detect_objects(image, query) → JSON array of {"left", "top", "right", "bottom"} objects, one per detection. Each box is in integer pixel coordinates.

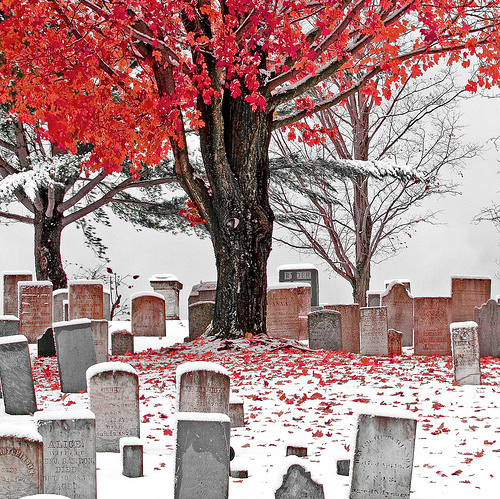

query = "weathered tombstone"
[
  {"left": 308, "top": 310, "right": 342, "bottom": 350},
  {"left": 63, "top": 300, "right": 69, "bottom": 322},
  {"left": 102, "top": 289, "right": 111, "bottom": 321},
  {"left": 111, "top": 330, "right": 134, "bottom": 356},
  {"left": 3, "top": 271, "right": 32, "bottom": 316},
  {"left": 188, "top": 301, "right": 215, "bottom": 341},
  {"left": 451, "top": 276, "right": 491, "bottom": 323},
  {"left": 0, "top": 335, "right": 37, "bottom": 415},
  {"left": 474, "top": 299, "right": 500, "bottom": 358},
  {"left": 229, "top": 396, "right": 244, "bottom": 427},
  {"left": 381, "top": 282, "right": 414, "bottom": 347},
  {"left": 177, "top": 362, "right": 230, "bottom": 414},
  {"left": 0, "top": 315, "right": 19, "bottom": 337},
  {"left": 87, "top": 362, "right": 140, "bottom": 452},
  {"left": 275, "top": 463, "right": 325, "bottom": 499},
  {"left": 359, "top": 307, "right": 388, "bottom": 356},
  {"left": 53, "top": 319, "right": 97, "bottom": 393},
  {"left": 188, "top": 281, "right": 217, "bottom": 306},
  {"left": 37, "top": 328, "right": 56, "bottom": 357},
  {"left": 35, "top": 410, "right": 96, "bottom": 499},
  {"left": 21, "top": 495, "right": 70, "bottom": 498},
  {"left": 90, "top": 320, "right": 108, "bottom": 363},
  {"left": 337, "top": 459, "right": 350, "bottom": 476},
  {"left": 0, "top": 426, "right": 43, "bottom": 498},
  {"left": 18, "top": 281, "right": 53, "bottom": 343},
  {"left": 388, "top": 329, "right": 403, "bottom": 356},
  {"left": 413, "top": 297, "right": 452, "bottom": 356},
  {"left": 120, "top": 437, "right": 143, "bottom": 478},
  {"left": 52, "top": 289, "right": 68, "bottom": 324},
  {"left": 174, "top": 413, "right": 230, "bottom": 499},
  {"left": 349, "top": 413, "right": 417, "bottom": 499},
  {"left": 286, "top": 446, "right": 307, "bottom": 457},
  {"left": 149, "top": 274, "right": 183, "bottom": 320},
  {"left": 324, "top": 304, "right": 361, "bottom": 353},
  {"left": 278, "top": 264, "right": 320, "bottom": 307},
  {"left": 451, "top": 321, "right": 481, "bottom": 385},
  {"left": 130, "top": 292, "right": 166, "bottom": 337},
  {"left": 384, "top": 279, "right": 411, "bottom": 292},
  {"left": 366, "top": 291, "right": 381, "bottom": 307},
  {"left": 68, "top": 281, "right": 104, "bottom": 320}
]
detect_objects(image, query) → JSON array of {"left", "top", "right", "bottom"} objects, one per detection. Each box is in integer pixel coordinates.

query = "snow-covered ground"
[{"left": 5, "top": 320, "right": 500, "bottom": 498}]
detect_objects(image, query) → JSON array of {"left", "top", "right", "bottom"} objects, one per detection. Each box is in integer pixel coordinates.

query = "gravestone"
[
  {"left": 359, "top": 307, "right": 388, "bottom": 356},
  {"left": 131, "top": 292, "right": 166, "bottom": 337},
  {"left": 366, "top": 291, "right": 381, "bottom": 307},
  {"left": 384, "top": 279, "right": 411, "bottom": 292},
  {"left": 149, "top": 274, "right": 183, "bottom": 320},
  {"left": 52, "top": 289, "right": 68, "bottom": 323},
  {"left": 87, "top": 362, "right": 140, "bottom": 452},
  {"left": 349, "top": 413, "right": 417, "bottom": 499},
  {"left": 308, "top": 310, "right": 342, "bottom": 351},
  {"left": 111, "top": 331, "right": 134, "bottom": 356},
  {"left": 324, "top": 304, "right": 361, "bottom": 353},
  {"left": 229, "top": 396, "right": 244, "bottom": 427},
  {"left": 451, "top": 276, "right": 491, "bottom": 323},
  {"left": 0, "top": 335, "right": 37, "bottom": 415},
  {"left": 0, "top": 426, "right": 43, "bottom": 498},
  {"left": 413, "top": 297, "right": 452, "bottom": 356},
  {"left": 63, "top": 300, "right": 69, "bottom": 322},
  {"left": 103, "top": 289, "right": 111, "bottom": 321},
  {"left": 3, "top": 271, "right": 32, "bottom": 316},
  {"left": 188, "top": 281, "right": 217, "bottom": 306},
  {"left": 474, "top": 299, "right": 500, "bottom": 358},
  {"left": 451, "top": 321, "right": 481, "bottom": 385},
  {"left": 90, "top": 320, "right": 108, "bottom": 363},
  {"left": 286, "top": 446, "right": 307, "bottom": 457},
  {"left": 120, "top": 437, "right": 143, "bottom": 478},
  {"left": 18, "top": 281, "right": 53, "bottom": 343},
  {"left": 388, "top": 329, "right": 403, "bottom": 356},
  {"left": 0, "top": 315, "right": 19, "bottom": 337},
  {"left": 381, "top": 282, "right": 414, "bottom": 347},
  {"left": 278, "top": 264, "right": 320, "bottom": 307},
  {"left": 177, "top": 362, "right": 230, "bottom": 414},
  {"left": 35, "top": 410, "right": 96, "bottom": 499},
  {"left": 174, "top": 413, "right": 230, "bottom": 499},
  {"left": 68, "top": 281, "right": 104, "bottom": 320},
  {"left": 53, "top": 319, "right": 97, "bottom": 393},
  {"left": 275, "top": 463, "right": 325, "bottom": 499},
  {"left": 188, "top": 301, "right": 215, "bottom": 341},
  {"left": 37, "top": 328, "right": 56, "bottom": 357}
]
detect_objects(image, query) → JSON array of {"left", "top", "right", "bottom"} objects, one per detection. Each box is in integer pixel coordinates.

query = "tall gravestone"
[
  {"left": 381, "top": 282, "right": 414, "bottom": 347},
  {"left": 68, "top": 281, "right": 103, "bottom": 320},
  {"left": 349, "top": 413, "right": 417, "bottom": 499},
  {"left": 278, "top": 264, "right": 320, "bottom": 307},
  {"left": 0, "top": 335, "right": 37, "bottom": 415},
  {"left": 188, "top": 301, "right": 215, "bottom": 341},
  {"left": 149, "top": 274, "right": 183, "bottom": 320},
  {"left": 35, "top": 410, "right": 96, "bottom": 499},
  {"left": 413, "top": 297, "right": 452, "bottom": 356},
  {"left": 474, "top": 299, "right": 500, "bottom": 358},
  {"left": 174, "top": 413, "right": 230, "bottom": 499},
  {"left": 103, "top": 289, "right": 111, "bottom": 321},
  {"left": 359, "top": 307, "right": 388, "bottom": 356},
  {"left": 275, "top": 463, "right": 325, "bottom": 499},
  {"left": 308, "top": 310, "right": 342, "bottom": 351},
  {"left": 52, "top": 289, "right": 68, "bottom": 324},
  {"left": 0, "top": 315, "right": 19, "bottom": 337},
  {"left": 130, "top": 292, "right": 166, "bottom": 337},
  {"left": 324, "top": 304, "right": 361, "bottom": 353},
  {"left": 87, "top": 362, "right": 140, "bottom": 452},
  {"left": 451, "top": 276, "right": 491, "bottom": 323},
  {"left": 188, "top": 281, "right": 217, "bottom": 306},
  {"left": 18, "top": 281, "right": 53, "bottom": 343},
  {"left": 451, "top": 321, "right": 481, "bottom": 385},
  {"left": 3, "top": 271, "right": 32, "bottom": 316},
  {"left": 90, "top": 320, "right": 108, "bottom": 363}
]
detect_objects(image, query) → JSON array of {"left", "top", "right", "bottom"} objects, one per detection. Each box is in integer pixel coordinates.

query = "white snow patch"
[
  {"left": 130, "top": 291, "right": 165, "bottom": 302},
  {"left": 86, "top": 362, "right": 137, "bottom": 384},
  {"left": 277, "top": 264, "right": 318, "bottom": 271},
  {"left": 120, "top": 436, "right": 142, "bottom": 451},
  {"left": 230, "top": 395, "right": 244, "bottom": 404},
  {"left": 450, "top": 321, "right": 478, "bottom": 329},
  {"left": 18, "top": 280, "right": 51, "bottom": 288},
  {"left": 34, "top": 409, "right": 95, "bottom": 421},
  {"left": 353, "top": 405, "right": 418, "bottom": 421},
  {"left": 451, "top": 275, "right": 491, "bottom": 280},
  {"left": 2, "top": 271, "right": 32, "bottom": 276},
  {"left": 52, "top": 289, "right": 68, "bottom": 296},
  {"left": 53, "top": 318, "right": 92, "bottom": 329},
  {"left": 0, "top": 315, "right": 18, "bottom": 321},
  {"left": 175, "top": 412, "right": 230, "bottom": 423},
  {"left": 149, "top": 274, "right": 180, "bottom": 282},
  {"left": 176, "top": 361, "right": 229, "bottom": 379},
  {"left": 0, "top": 423, "right": 42, "bottom": 442},
  {"left": 268, "top": 283, "right": 311, "bottom": 290},
  {"left": 0, "top": 334, "right": 27, "bottom": 345},
  {"left": 68, "top": 280, "right": 103, "bottom": 287}
]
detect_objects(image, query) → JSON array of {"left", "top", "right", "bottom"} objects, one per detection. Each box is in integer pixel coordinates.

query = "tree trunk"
[{"left": 352, "top": 264, "right": 370, "bottom": 307}]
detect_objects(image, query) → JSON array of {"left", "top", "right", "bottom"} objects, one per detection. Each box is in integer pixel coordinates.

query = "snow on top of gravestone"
[
  {"left": 384, "top": 279, "right": 410, "bottom": 287},
  {"left": 269, "top": 455, "right": 323, "bottom": 492},
  {"left": 2, "top": 270, "right": 32, "bottom": 276},
  {"left": 174, "top": 412, "right": 230, "bottom": 423},
  {"left": 176, "top": 361, "right": 229, "bottom": 378},
  {"left": 451, "top": 275, "right": 491, "bottom": 280},
  {"left": 119, "top": 437, "right": 142, "bottom": 451},
  {"left": 68, "top": 279, "right": 103, "bottom": 286},
  {"left": 0, "top": 423, "right": 42, "bottom": 442},
  {"left": 0, "top": 315, "right": 18, "bottom": 321},
  {"left": 18, "top": 280, "right": 51, "bottom": 287},
  {"left": 353, "top": 404, "right": 417, "bottom": 421},
  {"left": 277, "top": 263, "right": 318, "bottom": 271},
  {"left": 450, "top": 321, "right": 478, "bottom": 329},
  {"left": 380, "top": 280, "right": 411, "bottom": 298},
  {"left": 230, "top": 395, "right": 244, "bottom": 404},
  {"left": 53, "top": 318, "right": 92, "bottom": 329},
  {"left": 129, "top": 291, "right": 165, "bottom": 302},
  {"left": 34, "top": 409, "right": 95, "bottom": 421},
  {"left": 53, "top": 288, "right": 68, "bottom": 296},
  {"left": 0, "top": 334, "right": 27, "bottom": 345},
  {"left": 149, "top": 274, "right": 179, "bottom": 282},
  {"left": 86, "top": 361, "right": 137, "bottom": 383},
  {"left": 22, "top": 495, "right": 74, "bottom": 498},
  {"left": 268, "top": 283, "right": 311, "bottom": 290}
]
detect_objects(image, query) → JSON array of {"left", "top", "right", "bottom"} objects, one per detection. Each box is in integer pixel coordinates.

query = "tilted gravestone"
[
  {"left": 68, "top": 281, "right": 104, "bottom": 320},
  {"left": 35, "top": 409, "right": 96, "bottom": 499},
  {"left": 120, "top": 437, "right": 143, "bottom": 478},
  {"left": 388, "top": 329, "right": 403, "bottom": 356},
  {"left": 451, "top": 321, "right": 481, "bottom": 385},
  {"left": 18, "top": 281, "right": 53, "bottom": 343},
  {"left": 349, "top": 413, "right": 417, "bottom": 499},
  {"left": 0, "top": 315, "right": 19, "bottom": 337},
  {"left": 360, "top": 307, "right": 388, "bottom": 356},
  {"left": 149, "top": 274, "right": 183, "bottom": 320},
  {"left": 188, "top": 281, "right": 217, "bottom": 306},
  {"left": 90, "top": 320, "right": 108, "bottom": 363},
  {"left": 87, "top": 362, "right": 140, "bottom": 452},
  {"left": 0, "top": 335, "right": 37, "bottom": 415},
  {"left": 3, "top": 271, "right": 32, "bottom": 316},
  {"left": 451, "top": 276, "right": 490, "bottom": 323},
  {"left": 278, "top": 264, "right": 320, "bottom": 307},
  {"left": 324, "top": 304, "right": 360, "bottom": 353},
  {"left": 308, "top": 309, "right": 342, "bottom": 351},
  {"left": 52, "top": 289, "right": 68, "bottom": 324},
  {"left": 381, "top": 282, "right": 414, "bottom": 347},
  {"left": 174, "top": 413, "right": 230, "bottom": 499},
  {"left": 131, "top": 292, "right": 166, "bottom": 337},
  {"left": 413, "top": 297, "right": 452, "bottom": 356},
  {"left": 53, "top": 319, "right": 97, "bottom": 393},
  {"left": 474, "top": 299, "right": 500, "bottom": 358},
  {"left": 188, "top": 301, "right": 215, "bottom": 341},
  {"left": 275, "top": 463, "right": 325, "bottom": 499},
  {"left": 37, "top": 328, "right": 56, "bottom": 357},
  {"left": 111, "top": 330, "right": 134, "bottom": 356}
]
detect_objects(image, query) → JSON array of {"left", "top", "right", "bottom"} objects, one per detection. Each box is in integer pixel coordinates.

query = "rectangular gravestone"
[
  {"left": 111, "top": 330, "right": 134, "bottom": 356},
  {"left": 188, "top": 301, "right": 215, "bottom": 341},
  {"left": 149, "top": 274, "right": 183, "bottom": 320},
  {"left": 349, "top": 413, "right": 416, "bottom": 499},
  {"left": 325, "top": 304, "right": 360, "bottom": 353},
  {"left": 103, "top": 289, "right": 111, "bottom": 321},
  {"left": 87, "top": 362, "right": 140, "bottom": 452},
  {"left": 0, "top": 315, "right": 19, "bottom": 337},
  {"left": 474, "top": 299, "right": 500, "bottom": 358},
  {"left": 0, "top": 427, "right": 43, "bottom": 498},
  {"left": 360, "top": 307, "right": 388, "bottom": 356},
  {"left": 308, "top": 310, "right": 342, "bottom": 350},
  {"left": 174, "top": 413, "right": 230, "bottom": 499},
  {"left": 188, "top": 281, "right": 217, "bottom": 306},
  {"left": 35, "top": 410, "right": 96, "bottom": 499},
  {"left": 52, "top": 289, "right": 68, "bottom": 323},
  {"left": 276, "top": 463, "right": 325, "bottom": 499},
  {"left": 37, "top": 327, "right": 56, "bottom": 357},
  {"left": 90, "top": 320, "right": 108, "bottom": 363},
  {"left": 381, "top": 282, "right": 414, "bottom": 347},
  {"left": 388, "top": 329, "right": 403, "bottom": 356},
  {"left": 68, "top": 281, "right": 104, "bottom": 320},
  {"left": 366, "top": 291, "right": 381, "bottom": 307},
  {"left": 278, "top": 264, "right": 320, "bottom": 307},
  {"left": 120, "top": 437, "right": 143, "bottom": 478},
  {"left": 413, "top": 297, "right": 452, "bottom": 355},
  {"left": 451, "top": 276, "right": 491, "bottom": 323},
  {"left": 0, "top": 335, "right": 37, "bottom": 415},
  {"left": 53, "top": 319, "right": 97, "bottom": 393},
  {"left": 451, "top": 321, "right": 481, "bottom": 385},
  {"left": 3, "top": 272, "right": 32, "bottom": 316},
  {"left": 229, "top": 396, "right": 244, "bottom": 427},
  {"left": 131, "top": 292, "right": 166, "bottom": 337},
  {"left": 18, "top": 281, "right": 52, "bottom": 343}
]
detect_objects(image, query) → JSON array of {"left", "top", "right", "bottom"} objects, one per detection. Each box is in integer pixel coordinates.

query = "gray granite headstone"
[
  {"left": 111, "top": 331, "right": 134, "bottom": 356},
  {"left": 360, "top": 307, "right": 388, "bottom": 356},
  {"left": 188, "top": 301, "right": 215, "bottom": 341},
  {"left": 308, "top": 310, "right": 342, "bottom": 350},
  {"left": 0, "top": 315, "right": 19, "bottom": 337},
  {"left": 474, "top": 299, "right": 500, "bottom": 358},
  {"left": 120, "top": 437, "right": 143, "bottom": 478},
  {"left": 0, "top": 335, "right": 37, "bottom": 415},
  {"left": 451, "top": 321, "right": 481, "bottom": 385},
  {"left": 275, "top": 463, "right": 325, "bottom": 499},
  {"left": 366, "top": 291, "right": 381, "bottom": 307},
  {"left": 278, "top": 264, "right": 320, "bottom": 307},
  {"left": 37, "top": 327, "right": 56, "bottom": 357}
]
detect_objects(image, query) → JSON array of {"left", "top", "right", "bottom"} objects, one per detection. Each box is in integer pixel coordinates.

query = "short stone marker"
[
  {"left": 174, "top": 413, "right": 230, "bottom": 499},
  {"left": 413, "top": 297, "right": 452, "bottom": 356},
  {"left": 68, "top": 281, "right": 104, "bottom": 320},
  {"left": 103, "top": 289, "right": 111, "bottom": 321},
  {"left": 337, "top": 459, "right": 350, "bottom": 476},
  {"left": 308, "top": 309, "right": 342, "bottom": 350},
  {"left": 388, "top": 329, "right": 403, "bottom": 356},
  {"left": 131, "top": 292, "right": 166, "bottom": 337},
  {"left": 349, "top": 412, "right": 417, "bottom": 499},
  {"left": 275, "top": 463, "right": 325, "bottom": 499},
  {"left": 278, "top": 264, "right": 320, "bottom": 307},
  {"left": 149, "top": 274, "right": 183, "bottom": 320},
  {"left": 87, "top": 362, "right": 140, "bottom": 452},
  {"left": 3, "top": 271, "right": 32, "bottom": 316},
  {"left": 286, "top": 446, "right": 307, "bottom": 457},
  {"left": 120, "top": 437, "right": 143, "bottom": 478},
  {"left": 90, "top": 320, "right": 108, "bottom": 363},
  {"left": 0, "top": 425, "right": 43, "bottom": 498},
  {"left": 188, "top": 301, "right": 215, "bottom": 341},
  {"left": 37, "top": 327, "right": 56, "bottom": 357},
  {"left": 177, "top": 361, "right": 230, "bottom": 414},
  {"left": 451, "top": 321, "right": 481, "bottom": 385},
  {"left": 229, "top": 395, "right": 244, "bottom": 427},
  {"left": 366, "top": 291, "right": 381, "bottom": 307},
  {"left": 0, "top": 315, "right": 19, "bottom": 337},
  {"left": 474, "top": 299, "right": 500, "bottom": 358},
  {"left": 53, "top": 319, "right": 97, "bottom": 393},
  {"left": 35, "top": 409, "right": 96, "bottom": 499},
  {"left": 52, "top": 289, "right": 68, "bottom": 323},
  {"left": 451, "top": 276, "right": 491, "bottom": 323},
  {"left": 111, "top": 330, "right": 134, "bottom": 356},
  {"left": 360, "top": 307, "right": 388, "bottom": 356},
  {"left": 324, "top": 304, "right": 361, "bottom": 353},
  {"left": 381, "top": 282, "right": 414, "bottom": 347},
  {"left": 188, "top": 281, "right": 217, "bottom": 306},
  {"left": 0, "top": 335, "right": 37, "bottom": 415},
  {"left": 19, "top": 281, "right": 53, "bottom": 343}
]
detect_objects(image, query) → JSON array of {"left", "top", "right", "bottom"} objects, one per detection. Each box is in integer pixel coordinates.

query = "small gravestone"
[
  {"left": 388, "top": 329, "right": 403, "bottom": 356},
  {"left": 413, "top": 297, "right": 452, "bottom": 355},
  {"left": 0, "top": 425, "right": 43, "bottom": 498},
  {"left": 53, "top": 319, "right": 97, "bottom": 393},
  {"left": 131, "top": 292, "right": 166, "bottom": 337},
  {"left": 188, "top": 301, "right": 215, "bottom": 341},
  {"left": 35, "top": 410, "right": 96, "bottom": 499},
  {"left": 87, "top": 362, "right": 140, "bottom": 452},
  {"left": 111, "top": 330, "right": 134, "bottom": 356},
  {"left": 286, "top": 446, "right": 307, "bottom": 457},
  {"left": 52, "top": 289, "right": 68, "bottom": 323},
  {"left": 451, "top": 276, "right": 491, "bottom": 323},
  {"left": 68, "top": 281, "right": 104, "bottom": 320},
  {"left": 451, "top": 321, "right": 481, "bottom": 385},
  {"left": 337, "top": 459, "right": 350, "bottom": 476},
  {"left": 18, "top": 281, "right": 53, "bottom": 343},
  {"left": 90, "top": 320, "right": 108, "bottom": 363},
  {"left": 177, "top": 362, "right": 230, "bottom": 414},
  {"left": 474, "top": 299, "right": 500, "bottom": 358},
  {"left": 120, "top": 437, "right": 143, "bottom": 478},
  {"left": 349, "top": 413, "right": 416, "bottom": 499},
  {"left": 0, "top": 315, "right": 19, "bottom": 337},
  {"left": 3, "top": 271, "right": 32, "bottom": 316},
  {"left": 174, "top": 413, "right": 230, "bottom": 499},
  {"left": 229, "top": 396, "right": 244, "bottom": 427},
  {"left": 275, "top": 463, "right": 325, "bottom": 499},
  {"left": 278, "top": 264, "right": 320, "bottom": 307},
  {"left": 381, "top": 282, "right": 414, "bottom": 347},
  {"left": 188, "top": 281, "right": 217, "bottom": 306},
  {"left": 103, "top": 289, "right": 111, "bottom": 321},
  {"left": 325, "top": 304, "right": 360, "bottom": 353},
  {"left": 149, "top": 274, "right": 183, "bottom": 320},
  {"left": 366, "top": 291, "right": 381, "bottom": 307},
  {"left": 308, "top": 310, "right": 342, "bottom": 350},
  {"left": 37, "top": 327, "right": 56, "bottom": 357},
  {"left": 0, "top": 335, "right": 37, "bottom": 415},
  {"left": 360, "top": 307, "right": 388, "bottom": 356}
]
